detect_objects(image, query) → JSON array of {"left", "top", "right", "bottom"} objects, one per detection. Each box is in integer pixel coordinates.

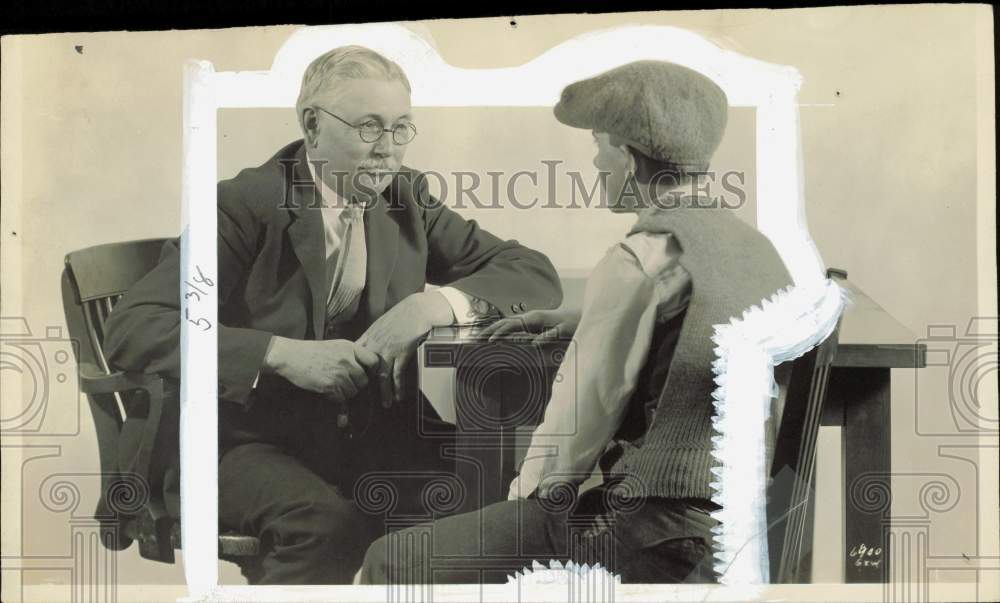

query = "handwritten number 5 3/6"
[{"left": 184, "top": 307, "right": 213, "bottom": 332}]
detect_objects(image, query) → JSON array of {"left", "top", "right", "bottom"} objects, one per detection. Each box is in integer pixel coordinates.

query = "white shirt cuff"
[{"left": 436, "top": 286, "right": 480, "bottom": 325}]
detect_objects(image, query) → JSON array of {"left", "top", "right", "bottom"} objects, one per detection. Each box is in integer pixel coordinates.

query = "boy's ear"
[{"left": 618, "top": 144, "right": 637, "bottom": 175}]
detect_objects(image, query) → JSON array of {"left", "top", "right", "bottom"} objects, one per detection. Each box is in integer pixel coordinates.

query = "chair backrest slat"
[
  {"left": 66, "top": 239, "right": 169, "bottom": 302},
  {"left": 83, "top": 300, "right": 111, "bottom": 371},
  {"left": 63, "top": 238, "right": 171, "bottom": 429},
  {"left": 783, "top": 361, "right": 827, "bottom": 578},
  {"left": 768, "top": 323, "right": 840, "bottom": 583},
  {"left": 65, "top": 239, "right": 169, "bottom": 359}
]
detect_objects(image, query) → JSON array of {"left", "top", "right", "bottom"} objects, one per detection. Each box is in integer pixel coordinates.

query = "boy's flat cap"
[{"left": 554, "top": 60, "right": 728, "bottom": 169}]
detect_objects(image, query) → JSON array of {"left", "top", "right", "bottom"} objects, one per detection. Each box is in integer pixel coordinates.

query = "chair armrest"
[
  {"left": 79, "top": 361, "right": 180, "bottom": 533},
  {"left": 78, "top": 361, "right": 167, "bottom": 396}
]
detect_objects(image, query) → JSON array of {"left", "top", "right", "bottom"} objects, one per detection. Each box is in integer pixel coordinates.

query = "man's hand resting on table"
[
  {"left": 357, "top": 291, "right": 455, "bottom": 403},
  {"left": 479, "top": 308, "right": 582, "bottom": 343},
  {"left": 263, "top": 338, "right": 380, "bottom": 402}
]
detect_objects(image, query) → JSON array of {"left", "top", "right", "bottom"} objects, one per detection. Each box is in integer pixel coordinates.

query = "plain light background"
[{"left": 2, "top": 4, "right": 995, "bottom": 593}]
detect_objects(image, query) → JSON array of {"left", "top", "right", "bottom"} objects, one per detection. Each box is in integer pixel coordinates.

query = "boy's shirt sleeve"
[{"left": 509, "top": 232, "right": 690, "bottom": 499}]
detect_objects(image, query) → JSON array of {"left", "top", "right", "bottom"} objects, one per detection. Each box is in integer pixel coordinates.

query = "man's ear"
[{"left": 301, "top": 107, "right": 320, "bottom": 148}]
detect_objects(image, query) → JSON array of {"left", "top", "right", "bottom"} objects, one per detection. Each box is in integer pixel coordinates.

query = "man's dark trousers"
[{"left": 220, "top": 392, "right": 455, "bottom": 585}]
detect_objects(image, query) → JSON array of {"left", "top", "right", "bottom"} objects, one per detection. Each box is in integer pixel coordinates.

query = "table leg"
[
  {"left": 830, "top": 366, "right": 892, "bottom": 583},
  {"left": 449, "top": 375, "right": 506, "bottom": 516},
  {"left": 452, "top": 431, "right": 505, "bottom": 516}
]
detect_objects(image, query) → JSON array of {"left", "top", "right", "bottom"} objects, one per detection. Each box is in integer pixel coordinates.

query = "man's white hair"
[{"left": 296, "top": 45, "right": 412, "bottom": 132}]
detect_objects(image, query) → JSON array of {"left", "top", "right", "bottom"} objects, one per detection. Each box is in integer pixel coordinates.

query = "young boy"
[{"left": 359, "top": 60, "right": 792, "bottom": 584}]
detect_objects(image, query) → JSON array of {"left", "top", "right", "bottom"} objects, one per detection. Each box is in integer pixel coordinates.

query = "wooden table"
[
  {"left": 418, "top": 278, "right": 926, "bottom": 583},
  {"left": 821, "top": 278, "right": 926, "bottom": 582}
]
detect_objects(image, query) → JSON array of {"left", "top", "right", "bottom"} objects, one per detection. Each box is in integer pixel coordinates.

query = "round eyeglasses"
[{"left": 314, "top": 106, "right": 418, "bottom": 145}]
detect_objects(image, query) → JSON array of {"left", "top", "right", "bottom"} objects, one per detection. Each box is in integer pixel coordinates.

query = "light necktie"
[
  {"left": 324, "top": 204, "right": 367, "bottom": 429},
  {"left": 325, "top": 204, "right": 367, "bottom": 328}
]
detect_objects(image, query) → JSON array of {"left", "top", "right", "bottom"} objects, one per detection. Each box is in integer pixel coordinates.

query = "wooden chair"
[
  {"left": 766, "top": 270, "right": 844, "bottom": 583},
  {"left": 61, "top": 238, "right": 261, "bottom": 569}
]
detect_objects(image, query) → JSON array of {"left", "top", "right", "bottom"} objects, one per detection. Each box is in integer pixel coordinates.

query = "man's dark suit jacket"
[{"left": 104, "top": 139, "right": 562, "bottom": 461}]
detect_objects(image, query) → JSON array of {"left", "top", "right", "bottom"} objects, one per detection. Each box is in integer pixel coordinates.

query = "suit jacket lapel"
[
  {"left": 286, "top": 145, "right": 328, "bottom": 339},
  {"left": 361, "top": 185, "right": 400, "bottom": 321}
]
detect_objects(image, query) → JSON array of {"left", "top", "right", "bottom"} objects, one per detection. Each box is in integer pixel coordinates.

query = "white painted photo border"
[{"left": 178, "top": 21, "right": 844, "bottom": 602}]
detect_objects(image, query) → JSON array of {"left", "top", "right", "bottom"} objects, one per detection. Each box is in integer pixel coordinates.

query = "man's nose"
[{"left": 372, "top": 134, "right": 395, "bottom": 156}]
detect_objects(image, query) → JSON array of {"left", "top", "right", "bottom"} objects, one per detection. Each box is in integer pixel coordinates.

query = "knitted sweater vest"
[{"left": 607, "top": 200, "right": 793, "bottom": 500}]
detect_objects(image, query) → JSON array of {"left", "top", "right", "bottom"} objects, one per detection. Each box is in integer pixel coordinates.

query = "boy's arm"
[{"left": 509, "top": 242, "right": 665, "bottom": 499}]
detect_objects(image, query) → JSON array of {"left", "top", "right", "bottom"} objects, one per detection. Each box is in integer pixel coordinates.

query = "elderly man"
[
  {"left": 103, "top": 45, "right": 561, "bottom": 584},
  {"left": 359, "top": 60, "right": 793, "bottom": 584}
]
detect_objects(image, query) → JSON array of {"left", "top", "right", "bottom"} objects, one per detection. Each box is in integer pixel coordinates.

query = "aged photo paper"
[{"left": 2, "top": 6, "right": 997, "bottom": 603}]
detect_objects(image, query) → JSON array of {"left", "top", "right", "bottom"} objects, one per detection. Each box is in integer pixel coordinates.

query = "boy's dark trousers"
[{"left": 359, "top": 482, "right": 720, "bottom": 585}]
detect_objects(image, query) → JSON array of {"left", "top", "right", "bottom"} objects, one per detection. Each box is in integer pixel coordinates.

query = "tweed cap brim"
[{"left": 554, "top": 60, "right": 728, "bottom": 168}]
